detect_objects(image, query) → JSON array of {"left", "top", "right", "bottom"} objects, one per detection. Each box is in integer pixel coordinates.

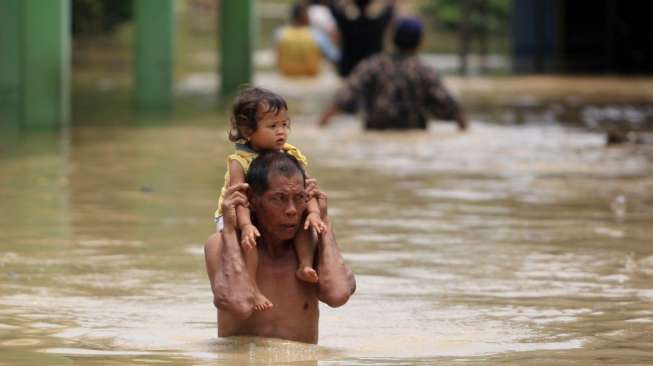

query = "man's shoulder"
[
  {"left": 412, "top": 56, "right": 441, "bottom": 79},
  {"left": 392, "top": 54, "right": 439, "bottom": 77},
  {"left": 353, "top": 52, "right": 391, "bottom": 72}
]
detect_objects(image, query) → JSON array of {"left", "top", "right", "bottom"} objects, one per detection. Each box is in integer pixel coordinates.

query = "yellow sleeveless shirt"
[
  {"left": 277, "top": 25, "right": 322, "bottom": 76},
  {"left": 214, "top": 143, "right": 308, "bottom": 218}
]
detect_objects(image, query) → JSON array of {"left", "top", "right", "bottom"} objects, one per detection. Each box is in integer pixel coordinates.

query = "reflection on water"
[{"left": 1, "top": 89, "right": 653, "bottom": 365}]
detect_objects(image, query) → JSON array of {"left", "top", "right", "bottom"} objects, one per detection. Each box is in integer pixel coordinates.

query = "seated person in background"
[
  {"left": 204, "top": 152, "right": 356, "bottom": 344},
  {"left": 318, "top": 17, "right": 468, "bottom": 131},
  {"left": 277, "top": 2, "right": 340, "bottom": 77}
]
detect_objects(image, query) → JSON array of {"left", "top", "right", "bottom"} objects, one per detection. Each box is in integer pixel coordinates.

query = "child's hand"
[
  {"left": 240, "top": 223, "right": 260, "bottom": 250},
  {"left": 304, "top": 211, "right": 327, "bottom": 235}
]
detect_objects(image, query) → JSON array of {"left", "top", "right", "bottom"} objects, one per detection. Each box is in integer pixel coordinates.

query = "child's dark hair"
[
  {"left": 228, "top": 86, "right": 289, "bottom": 143},
  {"left": 246, "top": 151, "right": 306, "bottom": 197}
]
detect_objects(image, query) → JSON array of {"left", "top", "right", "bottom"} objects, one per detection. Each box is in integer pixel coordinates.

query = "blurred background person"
[
  {"left": 276, "top": 2, "right": 340, "bottom": 77},
  {"left": 327, "top": 0, "right": 395, "bottom": 77},
  {"left": 318, "top": 17, "right": 467, "bottom": 130}
]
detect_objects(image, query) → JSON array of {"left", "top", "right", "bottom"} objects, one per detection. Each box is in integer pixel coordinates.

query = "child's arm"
[{"left": 228, "top": 160, "right": 260, "bottom": 250}]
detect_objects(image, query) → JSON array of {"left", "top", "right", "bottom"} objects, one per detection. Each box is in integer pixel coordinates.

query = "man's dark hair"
[
  {"left": 393, "top": 17, "right": 423, "bottom": 51},
  {"left": 246, "top": 152, "right": 306, "bottom": 196},
  {"left": 229, "top": 86, "right": 288, "bottom": 143}
]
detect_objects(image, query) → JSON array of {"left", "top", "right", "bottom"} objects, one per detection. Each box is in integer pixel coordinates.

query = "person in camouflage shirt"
[{"left": 318, "top": 17, "right": 467, "bottom": 131}]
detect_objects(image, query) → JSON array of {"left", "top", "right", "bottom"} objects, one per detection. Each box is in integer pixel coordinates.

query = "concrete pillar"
[
  {"left": 0, "top": 0, "right": 70, "bottom": 129},
  {"left": 134, "top": 0, "right": 174, "bottom": 111},
  {"left": 0, "top": 0, "right": 21, "bottom": 130},
  {"left": 219, "top": 0, "right": 254, "bottom": 98}
]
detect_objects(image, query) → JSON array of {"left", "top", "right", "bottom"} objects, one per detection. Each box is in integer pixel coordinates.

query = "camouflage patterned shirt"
[{"left": 334, "top": 53, "right": 461, "bottom": 130}]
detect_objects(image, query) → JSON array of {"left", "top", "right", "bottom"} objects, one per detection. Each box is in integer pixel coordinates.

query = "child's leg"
[
  {"left": 242, "top": 247, "right": 273, "bottom": 310},
  {"left": 294, "top": 226, "right": 318, "bottom": 283}
]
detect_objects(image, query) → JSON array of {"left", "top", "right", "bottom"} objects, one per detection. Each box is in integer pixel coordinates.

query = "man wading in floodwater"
[
  {"left": 204, "top": 152, "right": 356, "bottom": 343},
  {"left": 318, "top": 16, "right": 467, "bottom": 131}
]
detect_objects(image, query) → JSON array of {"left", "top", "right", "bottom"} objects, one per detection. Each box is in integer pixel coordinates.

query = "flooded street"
[{"left": 1, "top": 75, "right": 653, "bottom": 365}]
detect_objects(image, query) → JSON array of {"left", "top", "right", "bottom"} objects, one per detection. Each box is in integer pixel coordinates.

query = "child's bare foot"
[
  {"left": 253, "top": 291, "right": 273, "bottom": 311},
  {"left": 296, "top": 266, "right": 319, "bottom": 283}
]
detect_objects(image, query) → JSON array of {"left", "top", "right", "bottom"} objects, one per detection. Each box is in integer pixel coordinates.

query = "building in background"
[{"left": 512, "top": 0, "right": 653, "bottom": 74}]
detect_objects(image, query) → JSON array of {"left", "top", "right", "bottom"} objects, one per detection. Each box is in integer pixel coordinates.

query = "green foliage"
[
  {"left": 73, "top": 0, "right": 134, "bottom": 35},
  {"left": 420, "top": 0, "right": 511, "bottom": 34}
]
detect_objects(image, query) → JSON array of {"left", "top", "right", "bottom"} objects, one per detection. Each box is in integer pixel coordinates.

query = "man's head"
[
  {"left": 246, "top": 152, "right": 307, "bottom": 241},
  {"left": 393, "top": 17, "right": 423, "bottom": 52}
]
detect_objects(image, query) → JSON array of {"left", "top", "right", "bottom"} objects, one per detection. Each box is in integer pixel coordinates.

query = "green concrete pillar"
[
  {"left": 134, "top": 0, "right": 174, "bottom": 111},
  {"left": 0, "top": 0, "right": 21, "bottom": 130},
  {"left": 0, "top": 0, "right": 70, "bottom": 129},
  {"left": 22, "top": 0, "right": 71, "bottom": 128},
  {"left": 219, "top": 0, "right": 253, "bottom": 98}
]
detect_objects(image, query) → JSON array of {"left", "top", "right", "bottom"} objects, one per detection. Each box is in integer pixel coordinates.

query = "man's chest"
[{"left": 257, "top": 267, "right": 318, "bottom": 313}]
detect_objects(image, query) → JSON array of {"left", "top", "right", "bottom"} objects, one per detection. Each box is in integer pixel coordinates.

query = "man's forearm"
[
  {"left": 213, "top": 227, "right": 254, "bottom": 319},
  {"left": 318, "top": 103, "right": 339, "bottom": 127},
  {"left": 456, "top": 109, "right": 467, "bottom": 131},
  {"left": 316, "top": 221, "right": 356, "bottom": 307}
]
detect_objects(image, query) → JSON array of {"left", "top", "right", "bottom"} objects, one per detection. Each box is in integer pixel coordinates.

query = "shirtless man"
[{"left": 204, "top": 152, "right": 356, "bottom": 344}]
